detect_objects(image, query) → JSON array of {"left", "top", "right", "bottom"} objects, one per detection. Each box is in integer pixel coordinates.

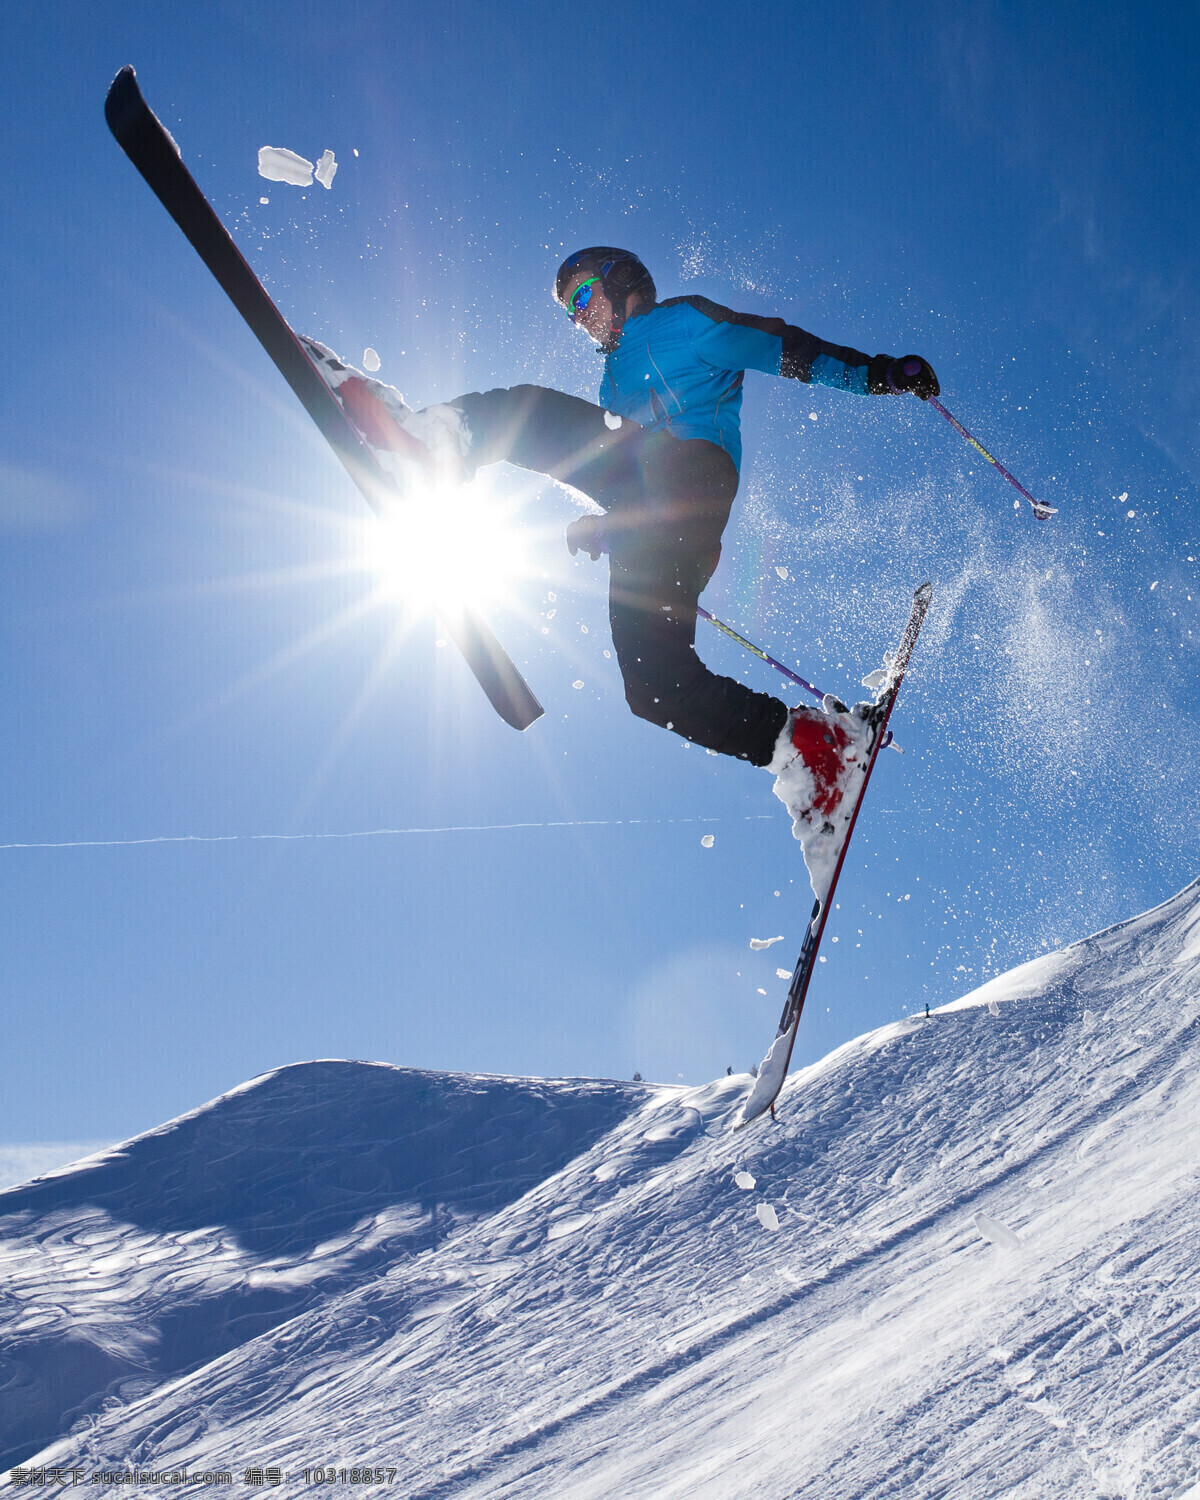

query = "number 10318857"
[{"left": 303, "top": 1469, "right": 398, "bottom": 1485}]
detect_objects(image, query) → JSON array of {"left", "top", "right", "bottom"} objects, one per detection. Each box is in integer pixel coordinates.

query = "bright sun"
[{"left": 358, "top": 475, "right": 531, "bottom": 614}]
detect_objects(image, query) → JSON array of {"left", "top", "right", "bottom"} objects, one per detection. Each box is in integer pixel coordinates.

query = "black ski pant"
[{"left": 448, "top": 384, "right": 789, "bottom": 765}]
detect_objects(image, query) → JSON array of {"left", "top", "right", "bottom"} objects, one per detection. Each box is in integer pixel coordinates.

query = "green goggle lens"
[{"left": 567, "top": 276, "right": 600, "bottom": 319}]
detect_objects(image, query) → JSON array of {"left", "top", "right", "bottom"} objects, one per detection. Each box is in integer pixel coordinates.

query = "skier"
[
  {"left": 346, "top": 247, "right": 939, "bottom": 829},
  {"left": 108, "top": 66, "right": 938, "bottom": 1118}
]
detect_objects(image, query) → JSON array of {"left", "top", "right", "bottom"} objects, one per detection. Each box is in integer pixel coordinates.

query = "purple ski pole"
[
  {"left": 697, "top": 606, "right": 899, "bottom": 751},
  {"left": 919, "top": 391, "right": 1057, "bottom": 522},
  {"left": 696, "top": 606, "right": 825, "bottom": 703},
  {"left": 569, "top": 517, "right": 891, "bottom": 730}
]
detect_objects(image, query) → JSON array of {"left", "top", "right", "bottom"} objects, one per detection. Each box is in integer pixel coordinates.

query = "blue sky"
[{"left": 3, "top": 1, "right": 1198, "bottom": 1144}]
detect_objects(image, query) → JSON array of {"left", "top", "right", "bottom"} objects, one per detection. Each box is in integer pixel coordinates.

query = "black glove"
[
  {"left": 566, "top": 514, "right": 609, "bottom": 560},
  {"left": 867, "top": 354, "right": 940, "bottom": 400}
]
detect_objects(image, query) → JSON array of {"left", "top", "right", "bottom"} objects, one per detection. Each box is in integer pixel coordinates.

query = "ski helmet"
[{"left": 555, "top": 247, "right": 656, "bottom": 343}]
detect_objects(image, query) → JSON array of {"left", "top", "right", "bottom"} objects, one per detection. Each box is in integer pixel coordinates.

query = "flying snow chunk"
[
  {"left": 974, "top": 1212, "right": 1021, "bottom": 1250},
  {"left": 734, "top": 1171, "right": 756, "bottom": 1190},
  {"left": 862, "top": 667, "right": 887, "bottom": 689},
  {"left": 259, "top": 196, "right": 269, "bottom": 205},
  {"left": 776, "top": 968, "right": 790, "bottom": 979},
  {"left": 701, "top": 834, "right": 715, "bottom": 848},
  {"left": 988, "top": 1000, "right": 1001, "bottom": 1017},
  {"left": 314, "top": 149, "right": 338, "bottom": 189},
  {"left": 756, "top": 1202, "right": 780, "bottom": 1231},
  {"left": 775, "top": 565, "right": 789, "bottom": 580},
  {"left": 362, "top": 348, "right": 381, "bottom": 373},
  {"left": 808, "top": 412, "right": 818, "bottom": 421},
  {"left": 573, "top": 680, "right": 585, "bottom": 690},
  {"left": 604, "top": 410, "right": 623, "bottom": 429},
  {"left": 750, "top": 935, "right": 784, "bottom": 950},
  {"left": 257, "top": 146, "right": 314, "bottom": 186}
]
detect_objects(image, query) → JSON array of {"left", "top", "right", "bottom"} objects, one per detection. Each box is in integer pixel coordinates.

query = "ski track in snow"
[{"left": 7, "top": 881, "right": 1200, "bottom": 1495}]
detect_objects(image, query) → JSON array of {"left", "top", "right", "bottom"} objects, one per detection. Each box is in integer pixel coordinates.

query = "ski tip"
[
  {"left": 914, "top": 580, "right": 933, "bottom": 605},
  {"left": 734, "top": 1094, "right": 774, "bottom": 1130},
  {"left": 437, "top": 605, "right": 546, "bottom": 730},
  {"left": 104, "top": 66, "right": 144, "bottom": 140},
  {"left": 732, "top": 1101, "right": 756, "bottom": 1131},
  {"left": 502, "top": 693, "right": 546, "bottom": 732}
]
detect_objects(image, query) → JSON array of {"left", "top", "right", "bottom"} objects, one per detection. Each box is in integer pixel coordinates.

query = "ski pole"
[
  {"left": 696, "top": 607, "right": 826, "bottom": 703},
  {"left": 924, "top": 391, "right": 1057, "bottom": 521},
  {"left": 571, "top": 521, "right": 890, "bottom": 726},
  {"left": 697, "top": 606, "right": 900, "bottom": 751},
  {"left": 570, "top": 517, "right": 847, "bottom": 702}
]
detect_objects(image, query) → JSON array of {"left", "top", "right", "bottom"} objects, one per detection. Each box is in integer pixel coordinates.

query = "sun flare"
[{"left": 358, "top": 476, "right": 531, "bottom": 614}]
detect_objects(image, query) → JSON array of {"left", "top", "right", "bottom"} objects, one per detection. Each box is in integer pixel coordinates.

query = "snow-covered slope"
[
  {"left": 10, "top": 879, "right": 1200, "bottom": 1496},
  {"left": 0, "top": 1068, "right": 646, "bottom": 1473}
]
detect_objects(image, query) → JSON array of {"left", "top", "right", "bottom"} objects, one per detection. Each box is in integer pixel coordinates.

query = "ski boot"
[
  {"left": 769, "top": 696, "right": 876, "bottom": 835},
  {"left": 300, "top": 337, "right": 470, "bottom": 488}
]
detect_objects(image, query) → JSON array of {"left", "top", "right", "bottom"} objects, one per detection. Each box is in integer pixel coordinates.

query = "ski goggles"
[{"left": 565, "top": 275, "right": 600, "bottom": 321}]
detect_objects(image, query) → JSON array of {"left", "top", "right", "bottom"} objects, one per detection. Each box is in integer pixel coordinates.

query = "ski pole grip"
[{"left": 886, "top": 357, "right": 925, "bottom": 394}]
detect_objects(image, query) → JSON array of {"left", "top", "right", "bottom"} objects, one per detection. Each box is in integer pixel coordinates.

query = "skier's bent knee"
[{"left": 623, "top": 678, "right": 676, "bottom": 733}]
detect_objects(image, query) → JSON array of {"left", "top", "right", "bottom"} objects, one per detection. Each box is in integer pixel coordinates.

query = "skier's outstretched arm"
[{"left": 677, "top": 294, "right": 939, "bottom": 399}]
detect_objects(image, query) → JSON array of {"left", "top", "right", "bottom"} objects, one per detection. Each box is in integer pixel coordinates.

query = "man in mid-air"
[{"left": 319, "top": 246, "right": 938, "bottom": 841}]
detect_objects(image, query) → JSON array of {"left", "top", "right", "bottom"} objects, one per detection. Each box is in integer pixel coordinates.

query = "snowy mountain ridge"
[
  {"left": 0, "top": 1068, "right": 647, "bottom": 1474},
  {"left": 6, "top": 878, "right": 1200, "bottom": 1496}
]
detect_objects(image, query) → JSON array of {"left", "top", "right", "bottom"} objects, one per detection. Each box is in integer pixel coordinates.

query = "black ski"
[
  {"left": 104, "top": 65, "right": 543, "bottom": 732},
  {"left": 737, "top": 582, "right": 932, "bottom": 1126}
]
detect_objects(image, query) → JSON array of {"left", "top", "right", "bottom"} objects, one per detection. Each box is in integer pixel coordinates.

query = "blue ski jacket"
[{"left": 598, "top": 295, "right": 885, "bottom": 473}]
